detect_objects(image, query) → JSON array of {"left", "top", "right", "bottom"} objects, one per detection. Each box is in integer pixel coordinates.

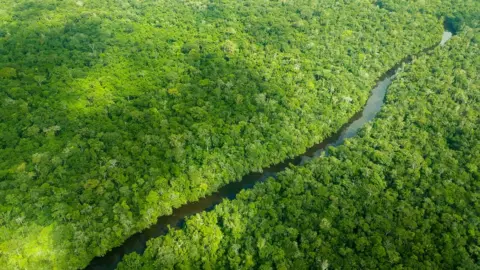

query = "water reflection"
[{"left": 86, "top": 31, "right": 452, "bottom": 270}]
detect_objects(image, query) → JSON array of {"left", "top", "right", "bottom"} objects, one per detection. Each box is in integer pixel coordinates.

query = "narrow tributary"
[{"left": 86, "top": 31, "right": 453, "bottom": 270}]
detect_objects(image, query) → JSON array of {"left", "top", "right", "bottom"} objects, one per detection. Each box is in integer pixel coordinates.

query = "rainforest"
[{"left": 0, "top": 0, "right": 478, "bottom": 270}]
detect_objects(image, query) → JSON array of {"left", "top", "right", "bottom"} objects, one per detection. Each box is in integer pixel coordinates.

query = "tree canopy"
[
  {"left": 118, "top": 27, "right": 480, "bottom": 269},
  {"left": 0, "top": 0, "right": 478, "bottom": 269}
]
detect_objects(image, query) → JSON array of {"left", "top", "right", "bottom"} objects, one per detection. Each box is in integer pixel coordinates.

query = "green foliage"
[
  {"left": 0, "top": 0, "right": 474, "bottom": 269},
  {"left": 0, "top": 67, "right": 16, "bottom": 79},
  {"left": 118, "top": 29, "right": 480, "bottom": 269},
  {"left": 376, "top": 0, "right": 480, "bottom": 32}
]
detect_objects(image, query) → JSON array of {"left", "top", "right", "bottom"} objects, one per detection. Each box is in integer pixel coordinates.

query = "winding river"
[{"left": 86, "top": 30, "right": 453, "bottom": 270}]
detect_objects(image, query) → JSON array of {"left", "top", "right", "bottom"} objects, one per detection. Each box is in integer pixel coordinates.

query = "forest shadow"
[
  {"left": 2, "top": 1, "right": 473, "bottom": 269},
  {"left": 0, "top": 3, "right": 122, "bottom": 268},
  {"left": 0, "top": 2, "right": 273, "bottom": 268}
]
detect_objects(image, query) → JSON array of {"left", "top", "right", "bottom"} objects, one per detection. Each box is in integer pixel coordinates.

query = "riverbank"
[
  {"left": 89, "top": 30, "right": 453, "bottom": 269},
  {"left": 117, "top": 27, "right": 479, "bottom": 270}
]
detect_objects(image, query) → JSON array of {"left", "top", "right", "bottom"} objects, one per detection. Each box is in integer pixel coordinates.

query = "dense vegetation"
[
  {"left": 0, "top": 1, "right": 451, "bottom": 269},
  {"left": 118, "top": 28, "right": 480, "bottom": 269},
  {"left": 377, "top": 0, "right": 480, "bottom": 33}
]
